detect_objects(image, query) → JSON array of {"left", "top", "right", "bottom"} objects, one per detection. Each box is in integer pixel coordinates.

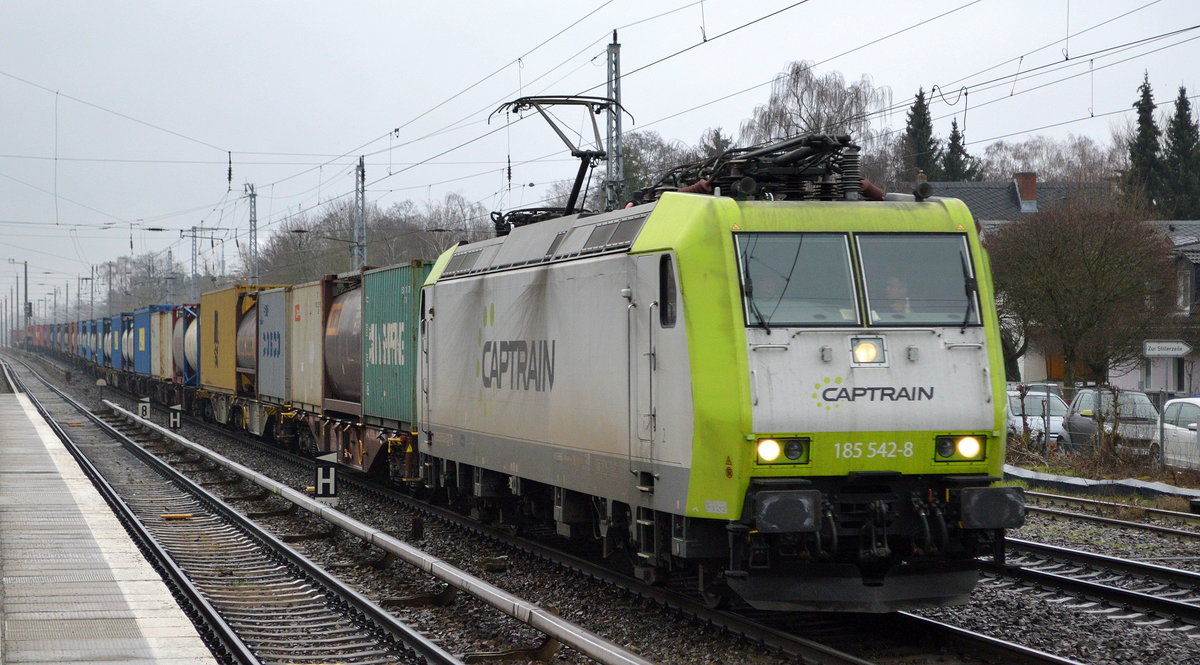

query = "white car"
[
  {"left": 1156, "top": 397, "right": 1200, "bottom": 469},
  {"left": 1007, "top": 390, "right": 1068, "bottom": 448}
]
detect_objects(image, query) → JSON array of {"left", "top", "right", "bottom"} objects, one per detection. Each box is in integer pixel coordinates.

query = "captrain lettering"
[
  {"left": 481, "top": 339, "right": 555, "bottom": 391},
  {"left": 821, "top": 386, "right": 934, "bottom": 402}
]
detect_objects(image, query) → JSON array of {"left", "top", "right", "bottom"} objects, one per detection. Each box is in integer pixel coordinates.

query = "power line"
[{"left": 0, "top": 69, "right": 228, "bottom": 153}]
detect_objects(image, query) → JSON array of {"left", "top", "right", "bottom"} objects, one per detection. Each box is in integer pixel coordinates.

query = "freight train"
[{"left": 20, "top": 134, "right": 1024, "bottom": 612}]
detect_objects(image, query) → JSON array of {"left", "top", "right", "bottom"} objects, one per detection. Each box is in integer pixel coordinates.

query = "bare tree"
[
  {"left": 986, "top": 200, "right": 1176, "bottom": 389},
  {"left": 980, "top": 133, "right": 1124, "bottom": 182},
  {"left": 740, "top": 62, "right": 891, "bottom": 144}
]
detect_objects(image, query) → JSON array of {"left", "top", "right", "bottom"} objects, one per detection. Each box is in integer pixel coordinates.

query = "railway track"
[
  {"left": 5, "top": 357, "right": 458, "bottom": 665},
  {"left": 983, "top": 538, "right": 1200, "bottom": 633},
  {"left": 16, "top": 352, "right": 1105, "bottom": 664},
  {"left": 1026, "top": 491, "right": 1200, "bottom": 540},
  {"left": 91, "top": 381, "right": 1085, "bottom": 664}
]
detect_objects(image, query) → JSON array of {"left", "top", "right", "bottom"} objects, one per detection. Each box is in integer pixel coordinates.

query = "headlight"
[
  {"left": 935, "top": 438, "right": 955, "bottom": 458},
  {"left": 956, "top": 436, "right": 982, "bottom": 458},
  {"left": 935, "top": 435, "right": 987, "bottom": 461},
  {"left": 756, "top": 437, "right": 810, "bottom": 464},
  {"left": 757, "top": 439, "right": 781, "bottom": 462},
  {"left": 850, "top": 336, "right": 887, "bottom": 366},
  {"left": 784, "top": 438, "right": 805, "bottom": 460}
]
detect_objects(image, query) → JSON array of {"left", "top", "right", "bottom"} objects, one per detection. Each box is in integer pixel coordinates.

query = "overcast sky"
[{"left": 1, "top": 0, "right": 1197, "bottom": 311}]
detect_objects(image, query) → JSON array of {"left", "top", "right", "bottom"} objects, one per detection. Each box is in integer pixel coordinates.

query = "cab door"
[{"left": 629, "top": 254, "right": 679, "bottom": 470}]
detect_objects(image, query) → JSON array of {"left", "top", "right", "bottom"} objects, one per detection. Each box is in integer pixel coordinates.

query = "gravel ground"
[
  {"left": 28, "top": 357, "right": 1200, "bottom": 665},
  {"left": 918, "top": 581, "right": 1200, "bottom": 665}
]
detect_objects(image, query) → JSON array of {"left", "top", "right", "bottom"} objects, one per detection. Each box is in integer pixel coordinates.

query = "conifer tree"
[
  {"left": 903, "top": 88, "right": 942, "bottom": 182},
  {"left": 941, "top": 118, "right": 981, "bottom": 181},
  {"left": 1162, "top": 85, "right": 1200, "bottom": 219},
  {"left": 1124, "top": 72, "right": 1164, "bottom": 211}
]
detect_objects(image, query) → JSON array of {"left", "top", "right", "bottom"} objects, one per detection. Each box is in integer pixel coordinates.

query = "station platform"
[{"left": 0, "top": 391, "right": 218, "bottom": 664}]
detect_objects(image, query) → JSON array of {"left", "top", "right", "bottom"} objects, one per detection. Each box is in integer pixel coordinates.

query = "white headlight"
[
  {"left": 956, "top": 436, "right": 982, "bottom": 459},
  {"left": 850, "top": 336, "right": 886, "bottom": 365},
  {"left": 757, "top": 439, "right": 781, "bottom": 462}
]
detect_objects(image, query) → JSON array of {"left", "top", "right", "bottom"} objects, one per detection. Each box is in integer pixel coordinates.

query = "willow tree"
[{"left": 739, "top": 62, "right": 892, "bottom": 174}]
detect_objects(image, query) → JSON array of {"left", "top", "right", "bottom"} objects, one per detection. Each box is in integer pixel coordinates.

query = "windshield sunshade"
[
  {"left": 735, "top": 233, "right": 858, "bottom": 327},
  {"left": 858, "top": 234, "right": 981, "bottom": 326}
]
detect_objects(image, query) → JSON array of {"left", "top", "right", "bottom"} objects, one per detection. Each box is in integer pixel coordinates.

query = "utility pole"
[
  {"left": 8, "top": 259, "right": 29, "bottom": 340},
  {"left": 166, "top": 248, "right": 176, "bottom": 302},
  {"left": 180, "top": 226, "right": 229, "bottom": 301},
  {"left": 90, "top": 265, "right": 95, "bottom": 320},
  {"left": 354, "top": 156, "right": 366, "bottom": 269},
  {"left": 246, "top": 184, "right": 259, "bottom": 286},
  {"left": 605, "top": 30, "right": 624, "bottom": 211}
]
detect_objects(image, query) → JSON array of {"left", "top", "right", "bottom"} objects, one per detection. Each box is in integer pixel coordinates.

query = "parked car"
[
  {"left": 1060, "top": 387, "right": 1159, "bottom": 454},
  {"left": 1021, "top": 382, "right": 1065, "bottom": 399},
  {"left": 1155, "top": 397, "right": 1200, "bottom": 469},
  {"left": 1006, "top": 390, "right": 1068, "bottom": 449}
]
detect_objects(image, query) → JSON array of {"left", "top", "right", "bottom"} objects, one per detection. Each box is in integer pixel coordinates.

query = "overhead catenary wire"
[
  {"left": 161, "top": 4, "right": 1192, "bottom": 255},
  {"left": 11, "top": 2, "right": 1190, "bottom": 283}
]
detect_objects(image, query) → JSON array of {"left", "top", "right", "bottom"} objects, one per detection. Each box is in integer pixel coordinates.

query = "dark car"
[{"left": 1060, "top": 387, "right": 1159, "bottom": 453}]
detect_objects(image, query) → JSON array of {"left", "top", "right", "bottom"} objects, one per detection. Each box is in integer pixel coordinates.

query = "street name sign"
[{"left": 1143, "top": 340, "right": 1193, "bottom": 357}]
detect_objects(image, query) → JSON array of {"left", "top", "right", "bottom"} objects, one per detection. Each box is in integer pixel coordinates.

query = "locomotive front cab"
[{"left": 651, "top": 192, "right": 1025, "bottom": 612}]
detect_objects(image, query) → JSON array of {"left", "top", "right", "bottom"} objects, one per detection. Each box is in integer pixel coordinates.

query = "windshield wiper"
[
  {"left": 742, "top": 257, "right": 771, "bottom": 334},
  {"left": 959, "top": 252, "right": 978, "bottom": 330}
]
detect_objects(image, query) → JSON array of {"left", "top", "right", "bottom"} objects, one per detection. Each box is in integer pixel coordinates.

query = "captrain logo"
[
  {"left": 477, "top": 303, "right": 556, "bottom": 392},
  {"left": 813, "top": 376, "right": 935, "bottom": 410}
]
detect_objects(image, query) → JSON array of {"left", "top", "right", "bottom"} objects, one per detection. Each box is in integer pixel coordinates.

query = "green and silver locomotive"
[{"left": 418, "top": 135, "right": 1024, "bottom": 611}]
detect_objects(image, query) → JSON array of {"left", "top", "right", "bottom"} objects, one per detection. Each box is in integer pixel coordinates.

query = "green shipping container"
[{"left": 362, "top": 260, "right": 432, "bottom": 430}]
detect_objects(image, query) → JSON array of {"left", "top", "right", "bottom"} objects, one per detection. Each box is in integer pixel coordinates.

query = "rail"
[{"left": 104, "top": 399, "right": 658, "bottom": 665}]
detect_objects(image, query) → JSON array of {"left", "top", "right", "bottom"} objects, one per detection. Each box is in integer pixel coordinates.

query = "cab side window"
[
  {"left": 1075, "top": 392, "right": 1094, "bottom": 414},
  {"left": 659, "top": 255, "right": 677, "bottom": 328}
]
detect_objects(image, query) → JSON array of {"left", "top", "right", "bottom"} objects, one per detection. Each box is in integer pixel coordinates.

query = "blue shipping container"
[
  {"left": 110, "top": 314, "right": 124, "bottom": 370},
  {"left": 133, "top": 308, "right": 152, "bottom": 375}
]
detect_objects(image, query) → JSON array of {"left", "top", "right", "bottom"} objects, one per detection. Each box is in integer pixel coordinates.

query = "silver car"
[
  {"left": 1006, "top": 390, "right": 1068, "bottom": 448},
  {"left": 1156, "top": 397, "right": 1200, "bottom": 469}
]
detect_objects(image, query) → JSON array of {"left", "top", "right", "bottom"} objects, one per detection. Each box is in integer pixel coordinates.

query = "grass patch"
[{"left": 1005, "top": 432, "right": 1200, "bottom": 511}]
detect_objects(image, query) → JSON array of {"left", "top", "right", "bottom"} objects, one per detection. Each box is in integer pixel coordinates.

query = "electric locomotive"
[{"left": 418, "top": 134, "right": 1024, "bottom": 611}]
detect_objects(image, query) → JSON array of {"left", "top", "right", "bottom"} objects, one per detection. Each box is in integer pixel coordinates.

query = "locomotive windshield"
[
  {"left": 735, "top": 232, "right": 982, "bottom": 328},
  {"left": 735, "top": 233, "right": 858, "bottom": 327},
  {"left": 858, "top": 234, "right": 980, "bottom": 326}
]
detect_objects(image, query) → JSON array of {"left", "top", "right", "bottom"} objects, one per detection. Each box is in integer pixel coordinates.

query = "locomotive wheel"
[
  {"left": 699, "top": 564, "right": 732, "bottom": 609},
  {"left": 702, "top": 583, "right": 732, "bottom": 610}
]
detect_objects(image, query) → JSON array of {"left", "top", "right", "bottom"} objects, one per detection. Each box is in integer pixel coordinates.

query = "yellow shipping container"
[{"left": 200, "top": 285, "right": 285, "bottom": 394}]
